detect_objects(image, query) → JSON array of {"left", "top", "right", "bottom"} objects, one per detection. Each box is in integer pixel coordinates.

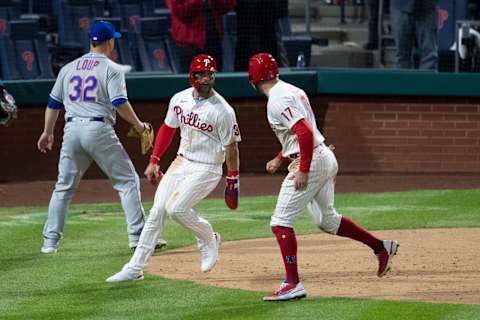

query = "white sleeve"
[
  {"left": 164, "top": 97, "right": 180, "bottom": 128},
  {"left": 269, "top": 94, "right": 305, "bottom": 129},
  {"left": 107, "top": 68, "right": 128, "bottom": 103},
  {"left": 218, "top": 108, "right": 241, "bottom": 146}
]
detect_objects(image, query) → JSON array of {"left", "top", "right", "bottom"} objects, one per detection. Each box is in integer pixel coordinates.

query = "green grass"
[{"left": 1, "top": 189, "right": 480, "bottom": 319}]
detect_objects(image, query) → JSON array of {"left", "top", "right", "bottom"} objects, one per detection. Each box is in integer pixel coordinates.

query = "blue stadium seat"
[
  {"left": 108, "top": 0, "right": 156, "bottom": 32},
  {"left": 57, "top": 0, "right": 105, "bottom": 49},
  {"left": 0, "top": 0, "right": 21, "bottom": 36},
  {"left": 0, "top": 19, "right": 54, "bottom": 79},
  {"left": 18, "top": 0, "right": 53, "bottom": 15},
  {"left": 222, "top": 11, "right": 236, "bottom": 72},
  {"left": 92, "top": 17, "right": 137, "bottom": 70},
  {"left": 282, "top": 36, "right": 312, "bottom": 68},
  {"left": 153, "top": 0, "right": 165, "bottom": 9},
  {"left": 279, "top": 16, "right": 319, "bottom": 67},
  {"left": 133, "top": 17, "right": 176, "bottom": 72}
]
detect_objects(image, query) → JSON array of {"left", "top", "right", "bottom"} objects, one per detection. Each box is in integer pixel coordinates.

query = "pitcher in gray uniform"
[{"left": 37, "top": 21, "right": 165, "bottom": 254}]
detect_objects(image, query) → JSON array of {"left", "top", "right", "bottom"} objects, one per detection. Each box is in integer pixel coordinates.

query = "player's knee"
[
  {"left": 148, "top": 205, "right": 166, "bottom": 222},
  {"left": 53, "top": 184, "right": 76, "bottom": 200},
  {"left": 165, "top": 201, "right": 185, "bottom": 217},
  {"left": 317, "top": 207, "right": 341, "bottom": 234}
]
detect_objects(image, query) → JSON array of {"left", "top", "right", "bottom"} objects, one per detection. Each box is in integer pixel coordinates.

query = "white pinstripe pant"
[
  {"left": 126, "top": 156, "right": 222, "bottom": 273},
  {"left": 271, "top": 146, "right": 342, "bottom": 233}
]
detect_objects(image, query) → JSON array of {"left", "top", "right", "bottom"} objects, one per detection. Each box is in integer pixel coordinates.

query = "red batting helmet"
[
  {"left": 189, "top": 54, "right": 217, "bottom": 89},
  {"left": 248, "top": 53, "right": 279, "bottom": 86}
]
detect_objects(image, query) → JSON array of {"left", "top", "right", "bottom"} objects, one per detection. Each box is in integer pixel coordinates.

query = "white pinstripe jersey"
[
  {"left": 164, "top": 88, "right": 241, "bottom": 164},
  {"left": 267, "top": 80, "right": 324, "bottom": 157},
  {"left": 49, "top": 52, "right": 127, "bottom": 124}
]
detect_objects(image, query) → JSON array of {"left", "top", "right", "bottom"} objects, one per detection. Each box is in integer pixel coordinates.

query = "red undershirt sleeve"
[
  {"left": 291, "top": 119, "right": 314, "bottom": 173},
  {"left": 149, "top": 124, "right": 177, "bottom": 164}
]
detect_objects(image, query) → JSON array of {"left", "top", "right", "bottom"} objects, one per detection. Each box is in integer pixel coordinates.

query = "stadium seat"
[
  {"left": 282, "top": 36, "right": 312, "bottom": 68},
  {"left": 92, "top": 17, "right": 137, "bottom": 70},
  {"left": 57, "top": 0, "right": 105, "bottom": 50},
  {"left": 278, "top": 16, "right": 328, "bottom": 68},
  {"left": 108, "top": 0, "right": 156, "bottom": 32},
  {"left": 133, "top": 17, "right": 176, "bottom": 72},
  {"left": 0, "top": 0, "right": 21, "bottom": 35},
  {"left": 0, "top": 19, "right": 54, "bottom": 79}
]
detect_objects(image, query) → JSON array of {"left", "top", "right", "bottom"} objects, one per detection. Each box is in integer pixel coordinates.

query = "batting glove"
[{"left": 224, "top": 170, "right": 239, "bottom": 210}]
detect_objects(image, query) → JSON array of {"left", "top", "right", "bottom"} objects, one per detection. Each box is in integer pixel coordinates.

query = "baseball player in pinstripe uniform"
[
  {"left": 37, "top": 21, "right": 166, "bottom": 254},
  {"left": 248, "top": 53, "right": 399, "bottom": 301},
  {"left": 106, "top": 54, "right": 241, "bottom": 282}
]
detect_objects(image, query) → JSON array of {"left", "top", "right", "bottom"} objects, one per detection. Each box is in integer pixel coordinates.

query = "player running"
[
  {"left": 106, "top": 54, "right": 241, "bottom": 282},
  {"left": 37, "top": 21, "right": 166, "bottom": 254},
  {"left": 248, "top": 53, "right": 399, "bottom": 301}
]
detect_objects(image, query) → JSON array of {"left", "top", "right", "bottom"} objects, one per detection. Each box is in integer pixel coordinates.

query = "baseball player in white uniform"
[
  {"left": 106, "top": 54, "right": 241, "bottom": 282},
  {"left": 37, "top": 21, "right": 166, "bottom": 254},
  {"left": 248, "top": 53, "right": 399, "bottom": 301}
]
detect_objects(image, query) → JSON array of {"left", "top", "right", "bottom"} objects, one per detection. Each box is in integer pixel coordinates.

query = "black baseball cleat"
[{"left": 131, "top": 239, "right": 167, "bottom": 252}]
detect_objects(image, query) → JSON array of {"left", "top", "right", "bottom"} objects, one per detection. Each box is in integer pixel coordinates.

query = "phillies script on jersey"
[{"left": 174, "top": 105, "right": 214, "bottom": 132}]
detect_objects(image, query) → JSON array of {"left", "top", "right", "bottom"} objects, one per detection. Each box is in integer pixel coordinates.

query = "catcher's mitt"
[
  {"left": 0, "top": 88, "right": 17, "bottom": 126},
  {"left": 127, "top": 122, "right": 154, "bottom": 155}
]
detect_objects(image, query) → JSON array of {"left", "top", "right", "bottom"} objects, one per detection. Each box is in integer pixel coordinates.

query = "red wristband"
[
  {"left": 276, "top": 152, "right": 286, "bottom": 161},
  {"left": 227, "top": 170, "right": 239, "bottom": 177}
]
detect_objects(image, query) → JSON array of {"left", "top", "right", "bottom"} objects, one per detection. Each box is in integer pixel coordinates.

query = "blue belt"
[{"left": 66, "top": 117, "right": 104, "bottom": 122}]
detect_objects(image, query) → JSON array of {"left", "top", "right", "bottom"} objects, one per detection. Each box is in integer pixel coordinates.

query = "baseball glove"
[
  {"left": 0, "top": 88, "right": 17, "bottom": 126},
  {"left": 127, "top": 122, "right": 154, "bottom": 155}
]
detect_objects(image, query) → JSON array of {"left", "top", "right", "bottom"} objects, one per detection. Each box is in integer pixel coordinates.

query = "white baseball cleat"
[
  {"left": 376, "top": 240, "right": 399, "bottom": 277},
  {"left": 263, "top": 280, "right": 307, "bottom": 301},
  {"left": 200, "top": 232, "right": 221, "bottom": 272},
  {"left": 106, "top": 268, "right": 144, "bottom": 283}
]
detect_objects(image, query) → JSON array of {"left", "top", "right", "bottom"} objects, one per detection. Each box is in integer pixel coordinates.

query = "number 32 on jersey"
[{"left": 69, "top": 75, "right": 98, "bottom": 102}]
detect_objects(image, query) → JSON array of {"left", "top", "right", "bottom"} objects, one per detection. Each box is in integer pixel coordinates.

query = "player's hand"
[
  {"left": 289, "top": 171, "right": 308, "bottom": 190},
  {"left": 134, "top": 122, "right": 146, "bottom": 134},
  {"left": 266, "top": 157, "right": 282, "bottom": 174},
  {"left": 144, "top": 163, "right": 163, "bottom": 186},
  {"left": 37, "top": 132, "right": 54, "bottom": 153}
]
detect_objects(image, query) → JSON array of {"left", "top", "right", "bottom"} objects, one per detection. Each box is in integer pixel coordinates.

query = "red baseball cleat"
[
  {"left": 263, "top": 280, "right": 307, "bottom": 301},
  {"left": 377, "top": 240, "right": 399, "bottom": 277}
]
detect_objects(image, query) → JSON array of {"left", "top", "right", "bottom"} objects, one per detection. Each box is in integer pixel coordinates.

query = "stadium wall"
[{"left": 1, "top": 71, "right": 479, "bottom": 181}]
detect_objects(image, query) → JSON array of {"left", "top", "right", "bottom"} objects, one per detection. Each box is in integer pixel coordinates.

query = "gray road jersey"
[{"left": 50, "top": 52, "right": 128, "bottom": 124}]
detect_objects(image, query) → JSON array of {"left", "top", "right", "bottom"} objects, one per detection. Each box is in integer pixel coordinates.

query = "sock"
[
  {"left": 336, "top": 217, "right": 384, "bottom": 253},
  {"left": 271, "top": 226, "right": 299, "bottom": 285}
]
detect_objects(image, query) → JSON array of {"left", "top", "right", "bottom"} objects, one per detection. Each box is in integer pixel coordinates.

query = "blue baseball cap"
[{"left": 89, "top": 21, "right": 121, "bottom": 41}]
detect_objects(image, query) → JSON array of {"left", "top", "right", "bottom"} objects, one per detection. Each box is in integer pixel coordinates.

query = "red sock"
[
  {"left": 271, "top": 226, "right": 299, "bottom": 284},
  {"left": 336, "top": 217, "right": 383, "bottom": 253}
]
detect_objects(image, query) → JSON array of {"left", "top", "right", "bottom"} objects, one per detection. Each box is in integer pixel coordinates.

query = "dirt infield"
[
  {"left": 2, "top": 173, "right": 480, "bottom": 304},
  {"left": 146, "top": 228, "right": 480, "bottom": 305}
]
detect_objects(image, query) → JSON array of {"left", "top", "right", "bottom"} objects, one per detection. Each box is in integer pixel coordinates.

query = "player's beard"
[{"left": 198, "top": 81, "right": 214, "bottom": 95}]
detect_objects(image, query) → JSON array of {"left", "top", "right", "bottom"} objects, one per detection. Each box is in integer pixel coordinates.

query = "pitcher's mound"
[{"left": 146, "top": 228, "right": 480, "bottom": 304}]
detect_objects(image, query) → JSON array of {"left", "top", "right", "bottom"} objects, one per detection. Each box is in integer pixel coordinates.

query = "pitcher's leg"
[
  {"left": 91, "top": 133, "right": 145, "bottom": 246},
  {"left": 42, "top": 137, "right": 92, "bottom": 250}
]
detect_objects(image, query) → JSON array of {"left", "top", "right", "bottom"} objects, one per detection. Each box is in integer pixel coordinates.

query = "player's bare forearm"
[
  {"left": 225, "top": 142, "right": 239, "bottom": 171},
  {"left": 43, "top": 107, "right": 60, "bottom": 134},
  {"left": 116, "top": 102, "right": 144, "bottom": 132}
]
